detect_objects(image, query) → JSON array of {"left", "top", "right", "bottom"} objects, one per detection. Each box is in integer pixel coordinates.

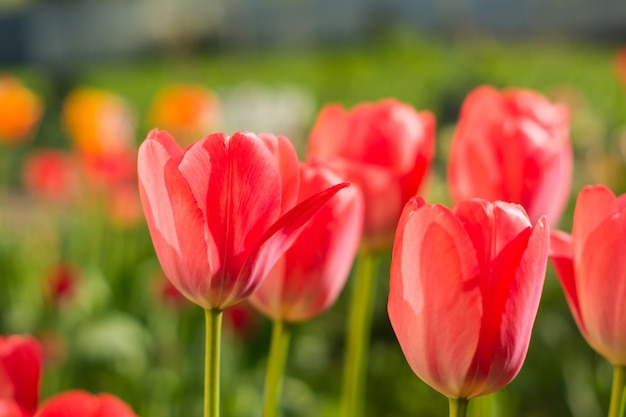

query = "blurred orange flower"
[
  {"left": 62, "top": 87, "right": 135, "bottom": 157},
  {"left": 0, "top": 75, "right": 43, "bottom": 145},
  {"left": 614, "top": 48, "right": 626, "bottom": 88},
  {"left": 148, "top": 84, "right": 220, "bottom": 144}
]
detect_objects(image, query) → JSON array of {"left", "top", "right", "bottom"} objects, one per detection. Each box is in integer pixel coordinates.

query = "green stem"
[
  {"left": 205, "top": 309, "right": 223, "bottom": 417},
  {"left": 449, "top": 398, "right": 469, "bottom": 417},
  {"left": 341, "top": 251, "right": 378, "bottom": 417},
  {"left": 262, "top": 320, "right": 292, "bottom": 417},
  {"left": 608, "top": 365, "right": 626, "bottom": 417}
]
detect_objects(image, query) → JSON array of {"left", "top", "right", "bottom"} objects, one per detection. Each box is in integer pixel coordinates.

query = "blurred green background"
[{"left": 2, "top": 1, "right": 626, "bottom": 416}]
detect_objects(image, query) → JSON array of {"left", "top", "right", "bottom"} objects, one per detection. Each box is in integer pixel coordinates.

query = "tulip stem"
[
  {"left": 205, "top": 308, "right": 223, "bottom": 417},
  {"left": 341, "top": 251, "right": 378, "bottom": 417},
  {"left": 449, "top": 398, "right": 469, "bottom": 417},
  {"left": 609, "top": 365, "right": 626, "bottom": 417},
  {"left": 262, "top": 320, "right": 292, "bottom": 417}
]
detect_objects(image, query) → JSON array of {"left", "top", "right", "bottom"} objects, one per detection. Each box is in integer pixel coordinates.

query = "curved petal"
[
  {"left": 258, "top": 133, "right": 300, "bottom": 213},
  {"left": 524, "top": 138, "right": 572, "bottom": 226},
  {"left": 201, "top": 131, "right": 283, "bottom": 308},
  {"left": 572, "top": 185, "right": 618, "bottom": 266},
  {"left": 250, "top": 163, "right": 364, "bottom": 322},
  {"left": 448, "top": 118, "right": 503, "bottom": 205},
  {"left": 388, "top": 197, "right": 481, "bottom": 399},
  {"left": 478, "top": 215, "right": 549, "bottom": 396},
  {"left": 578, "top": 211, "right": 626, "bottom": 365},
  {"left": 453, "top": 200, "right": 536, "bottom": 397},
  {"left": 307, "top": 104, "right": 350, "bottom": 160},
  {"left": 348, "top": 99, "right": 433, "bottom": 173},
  {"left": 138, "top": 131, "right": 217, "bottom": 308},
  {"left": 232, "top": 182, "right": 350, "bottom": 309},
  {"left": 548, "top": 230, "right": 586, "bottom": 336}
]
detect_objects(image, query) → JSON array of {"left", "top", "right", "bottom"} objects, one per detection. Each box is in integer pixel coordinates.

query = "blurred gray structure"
[{"left": 1, "top": 0, "right": 626, "bottom": 67}]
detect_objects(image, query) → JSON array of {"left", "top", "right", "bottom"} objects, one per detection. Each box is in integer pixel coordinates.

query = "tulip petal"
[
  {"left": 452, "top": 200, "right": 537, "bottom": 396},
  {"left": 478, "top": 215, "right": 549, "bottom": 396},
  {"left": 307, "top": 104, "right": 350, "bottom": 159},
  {"left": 0, "top": 400, "right": 26, "bottom": 417},
  {"left": 139, "top": 129, "right": 303, "bottom": 309},
  {"left": 388, "top": 197, "right": 481, "bottom": 399},
  {"left": 549, "top": 230, "right": 586, "bottom": 336},
  {"left": 250, "top": 163, "right": 364, "bottom": 322},
  {"left": 138, "top": 131, "right": 217, "bottom": 308},
  {"left": 258, "top": 133, "right": 300, "bottom": 213},
  {"left": 200, "top": 132, "right": 284, "bottom": 307},
  {"left": 572, "top": 185, "right": 618, "bottom": 265},
  {"left": 579, "top": 211, "right": 626, "bottom": 364},
  {"left": 232, "top": 182, "right": 350, "bottom": 308}
]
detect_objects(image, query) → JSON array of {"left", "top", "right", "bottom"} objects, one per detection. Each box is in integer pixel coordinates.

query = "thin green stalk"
[
  {"left": 262, "top": 320, "right": 292, "bottom": 417},
  {"left": 449, "top": 398, "right": 469, "bottom": 417},
  {"left": 205, "top": 309, "right": 223, "bottom": 417},
  {"left": 608, "top": 365, "right": 626, "bottom": 417},
  {"left": 341, "top": 251, "right": 378, "bottom": 417}
]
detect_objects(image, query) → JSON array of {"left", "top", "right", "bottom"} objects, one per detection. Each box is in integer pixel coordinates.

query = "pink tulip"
[
  {"left": 249, "top": 162, "right": 364, "bottom": 322},
  {"left": 0, "top": 336, "right": 42, "bottom": 417},
  {"left": 307, "top": 99, "right": 435, "bottom": 250},
  {"left": 448, "top": 85, "right": 572, "bottom": 226},
  {"left": 549, "top": 185, "right": 626, "bottom": 365},
  {"left": 388, "top": 196, "right": 549, "bottom": 399},
  {"left": 35, "top": 391, "right": 137, "bottom": 417},
  {"left": 138, "top": 129, "right": 348, "bottom": 310}
]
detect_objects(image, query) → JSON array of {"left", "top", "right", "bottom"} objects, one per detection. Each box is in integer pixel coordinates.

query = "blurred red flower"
[
  {"left": 35, "top": 391, "right": 137, "bottom": 417},
  {"left": 22, "top": 150, "right": 79, "bottom": 202},
  {"left": 448, "top": 85, "right": 572, "bottom": 226},
  {"left": 0, "top": 336, "right": 43, "bottom": 417},
  {"left": 307, "top": 99, "right": 435, "bottom": 250},
  {"left": 42, "top": 262, "right": 78, "bottom": 307}
]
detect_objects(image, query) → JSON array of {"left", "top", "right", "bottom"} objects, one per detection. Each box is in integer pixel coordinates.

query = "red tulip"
[
  {"left": 549, "top": 185, "right": 626, "bottom": 365},
  {"left": 388, "top": 196, "right": 549, "bottom": 399},
  {"left": 448, "top": 85, "right": 572, "bottom": 226},
  {"left": 307, "top": 99, "right": 435, "bottom": 250},
  {"left": 35, "top": 391, "right": 137, "bottom": 417},
  {"left": 0, "top": 336, "right": 43, "bottom": 416},
  {"left": 138, "top": 129, "right": 348, "bottom": 310},
  {"left": 249, "top": 162, "right": 364, "bottom": 322}
]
